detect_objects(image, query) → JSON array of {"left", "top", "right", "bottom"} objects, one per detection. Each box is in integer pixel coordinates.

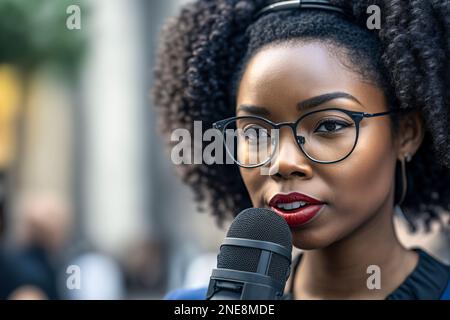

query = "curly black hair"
[{"left": 152, "top": 0, "right": 450, "bottom": 231}]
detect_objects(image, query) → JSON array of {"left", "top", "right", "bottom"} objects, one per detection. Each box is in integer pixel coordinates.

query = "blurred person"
[
  {"left": 0, "top": 192, "right": 74, "bottom": 299},
  {"left": 14, "top": 192, "right": 73, "bottom": 255},
  {"left": 0, "top": 177, "right": 50, "bottom": 299},
  {"left": 153, "top": 0, "right": 450, "bottom": 299},
  {"left": 122, "top": 237, "right": 167, "bottom": 298}
]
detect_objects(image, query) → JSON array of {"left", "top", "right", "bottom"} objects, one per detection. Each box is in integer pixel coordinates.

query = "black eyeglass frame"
[{"left": 213, "top": 107, "right": 402, "bottom": 166}]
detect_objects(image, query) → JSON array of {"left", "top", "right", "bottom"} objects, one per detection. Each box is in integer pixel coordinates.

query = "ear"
[{"left": 396, "top": 110, "right": 425, "bottom": 160}]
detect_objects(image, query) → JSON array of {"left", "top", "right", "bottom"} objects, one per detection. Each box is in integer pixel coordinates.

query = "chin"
[{"left": 290, "top": 228, "right": 341, "bottom": 250}]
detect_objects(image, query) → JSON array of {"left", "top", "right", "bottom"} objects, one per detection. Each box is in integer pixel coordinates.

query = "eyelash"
[{"left": 315, "top": 119, "right": 351, "bottom": 133}]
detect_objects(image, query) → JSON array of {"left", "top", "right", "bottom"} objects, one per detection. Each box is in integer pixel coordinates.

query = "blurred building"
[{"left": 0, "top": 0, "right": 228, "bottom": 299}]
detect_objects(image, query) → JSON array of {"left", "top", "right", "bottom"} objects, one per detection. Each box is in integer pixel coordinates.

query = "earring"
[
  {"left": 405, "top": 153, "right": 412, "bottom": 163},
  {"left": 397, "top": 153, "right": 412, "bottom": 206}
]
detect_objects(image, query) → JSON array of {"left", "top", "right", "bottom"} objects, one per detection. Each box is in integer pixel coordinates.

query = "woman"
[{"left": 153, "top": 0, "right": 450, "bottom": 299}]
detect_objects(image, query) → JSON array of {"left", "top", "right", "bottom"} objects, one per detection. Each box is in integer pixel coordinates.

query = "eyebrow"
[
  {"left": 236, "top": 104, "right": 271, "bottom": 116},
  {"left": 297, "top": 92, "right": 362, "bottom": 111},
  {"left": 237, "top": 92, "right": 362, "bottom": 116}
]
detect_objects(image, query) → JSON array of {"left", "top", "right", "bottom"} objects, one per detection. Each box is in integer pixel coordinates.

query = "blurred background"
[{"left": 0, "top": 0, "right": 448, "bottom": 300}]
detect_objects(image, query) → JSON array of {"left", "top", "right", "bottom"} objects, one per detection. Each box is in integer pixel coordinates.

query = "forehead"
[
  {"left": 237, "top": 42, "right": 356, "bottom": 100},
  {"left": 236, "top": 42, "right": 385, "bottom": 114}
]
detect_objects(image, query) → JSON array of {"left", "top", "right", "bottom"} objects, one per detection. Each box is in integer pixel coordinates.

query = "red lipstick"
[{"left": 268, "top": 192, "right": 325, "bottom": 227}]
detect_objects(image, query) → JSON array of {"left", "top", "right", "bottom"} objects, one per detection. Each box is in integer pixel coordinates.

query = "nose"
[{"left": 268, "top": 130, "right": 313, "bottom": 180}]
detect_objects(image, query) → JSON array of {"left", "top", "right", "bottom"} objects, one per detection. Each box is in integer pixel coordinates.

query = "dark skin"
[{"left": 236, "top": 42, "right": 425, "bottom": 299}]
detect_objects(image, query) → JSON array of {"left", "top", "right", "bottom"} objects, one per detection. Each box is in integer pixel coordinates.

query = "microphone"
[{"left": 206, "top": 208, "right": 292, "bottom": 300}]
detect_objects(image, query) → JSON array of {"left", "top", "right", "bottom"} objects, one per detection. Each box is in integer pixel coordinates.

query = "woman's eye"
[
  {"left": 243, "top": 126, "right": 270, "bottom": 140},
  {"left": 315, "top": 120, "right": 349, "bottom": 133}
]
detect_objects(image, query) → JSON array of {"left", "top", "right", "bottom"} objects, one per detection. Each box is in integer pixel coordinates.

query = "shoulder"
[
  {"left": 442, "top": 278, "right": 450, "bottom": 300},
  {"left": 387, "top": 248, "right": 450, "bottom": 300},
  {"left": 163, "top": 287, "right": 208, "bottom": 300},
  {"left": 417, "top": 249, "right": 450, "bottom": 300}
]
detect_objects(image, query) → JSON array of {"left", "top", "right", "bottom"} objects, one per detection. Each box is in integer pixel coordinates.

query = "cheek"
[
  {"left": 316, "top": 122, "right": 396, "bottom": 234},
  {"left": 333, "top": 122, "right": 397, "bottom": 211},
  {"left": 294, "top": 122, "right": 397, "bottom": 248},
  {"left": 239, "top": 167, "right": 265, "bottom": 205}
]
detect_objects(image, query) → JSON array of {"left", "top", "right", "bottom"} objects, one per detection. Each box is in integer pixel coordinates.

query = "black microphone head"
[{"left": 217, "top": 208, "right": 292, "bottom": 284}]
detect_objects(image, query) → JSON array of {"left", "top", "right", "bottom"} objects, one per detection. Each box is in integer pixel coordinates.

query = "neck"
[{"left": 294, "top": 202, "right": 418, "bottom": 299}]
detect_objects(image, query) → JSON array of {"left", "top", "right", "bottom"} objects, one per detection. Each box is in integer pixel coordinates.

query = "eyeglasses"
[{"left": 213, "top": 108, "right": 399, "bottom": 167}]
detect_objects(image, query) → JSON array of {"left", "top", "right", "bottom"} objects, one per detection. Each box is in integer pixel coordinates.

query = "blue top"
[
  {"left": 164, "top": 287, "right": 208, "bottom": 300},
  {"left": 164, "top": 248, "right": 450, "bottom": 300}
]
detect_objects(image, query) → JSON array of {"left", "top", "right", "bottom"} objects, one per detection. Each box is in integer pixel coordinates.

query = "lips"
[{"left": 268, "top": 192, "right": 325, "bottom": 227}]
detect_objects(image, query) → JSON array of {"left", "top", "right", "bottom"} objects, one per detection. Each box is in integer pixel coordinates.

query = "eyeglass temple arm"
[
  {"left": 212, "top": 119, "right": 229, "bottom": 129},
  {"left": 362, "top": 110, "right": 397, "bottom": 118}
]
